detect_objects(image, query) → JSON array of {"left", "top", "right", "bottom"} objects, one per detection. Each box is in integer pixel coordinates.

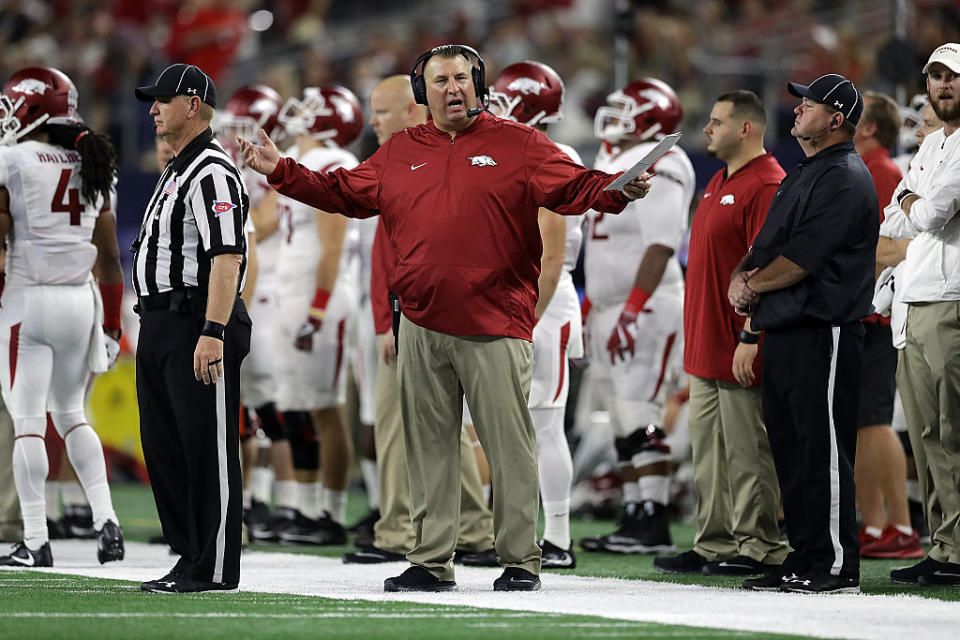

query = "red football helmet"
[
  {"left": 215, "top": 84, "right": 284, "bottom": 143},
  {"left": 279, "top": 85, "right": 363, "bottom": 147},
  {"left": 594, "top": 78, "right": 682, "bottom": 143},
  {"left": 489, "top": 61, "right": 564, "bottom": 126},
  {"left": 0, "top": 66, "right": 82, "bottom": 146}
]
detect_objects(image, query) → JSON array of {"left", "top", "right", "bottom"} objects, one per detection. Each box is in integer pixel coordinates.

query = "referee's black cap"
[
  {"left": 787, "top": 73, "right": 862, "bottom": 125},
  {"left": 136, "top": 63, "right": 217, "bottom": 108}
]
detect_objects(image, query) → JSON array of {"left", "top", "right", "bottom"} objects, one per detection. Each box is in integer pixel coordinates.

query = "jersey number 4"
[{"left": 52, "top": 168, "right": 82, "bottom": 226}]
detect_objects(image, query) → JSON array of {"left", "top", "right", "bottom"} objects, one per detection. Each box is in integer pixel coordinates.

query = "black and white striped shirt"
[{"left": 132, "top": 128, "right": 249, "bottom": 297}]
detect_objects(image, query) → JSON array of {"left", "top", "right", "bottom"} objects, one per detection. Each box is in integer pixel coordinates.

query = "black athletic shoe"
[
  {"left": 539, "top": 539, "right": 576, "bottom": 569},
  {"left": 918, "top": 561, "right": 960, "bottom": 586},
  {"left": 384, "top": 566, "right": 456, "bottom": 592},
  {"left": 580, "top": 501, "right": 675, "bottom": 554},
  {"left": 702, "top": 555, "right": 770, "bottom": 576},
  {"left": 61, "top": 505, "right": 96, "bottom": 539},
  {"left": 742, "top": 567, "right": 794, "bottom": 591},
  {"left": 96, "top": 520, "right": 125, "bottom": 564},
  {"left": 0, "top": 542, "right": 53, "bottom": 567},
  {"left": 243, "top": 500, "right": 271, "bottom": 530},
  {"left": 780, "top": 572, "right": 860, "bottom": 594},
  {"left": 890, "top": 557, "right": 941, "bottom": 584},
  {"left": 653, "top": 549, "right": 709, "bottom": 574},
  {"left": 142, "top": 577, "right": 238, "bottom": 593},
  {"left": 47, "top": 518, "right": 67, "bottom": 540},
  {"left": 140, "top": 558, "right": 189, "bottom": 592},
  {"left": 251, "top": 507, "right": 298, "bottom": 543},
  {"left": 493, "top": 567, "right": 541, "bottom": 591},
  {"left": 343, "top": 545, "right": 406, "bottom": 564},
  {"left": 459, "top": 547, "right": 499, "bottom": 567},
  {"left": 280, "top": 512, "right": 347, "bottom": 546}
]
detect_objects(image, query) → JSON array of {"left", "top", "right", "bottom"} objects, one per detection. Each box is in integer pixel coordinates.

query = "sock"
[
  {"left": 242, "top": 489, "right": 253, "bottom": 510},
  {"left": 542, "top": 498, "right": 571, "bottom": 549},
  {"left": 865, "top": 525, "right": 883, "bottom": 539},
  {"left": 360, "top": 458, "right": 379, "bottom": 510},
  {"left": 275, "top": 480, "right": 298, "bottom": 511},
  {"left": 622, "top": 480, "right": 643, "bottom": 504},
  {"left": 638, "top": 474, "right": 670, "bottom": 507},
  {"left": 895, "top": 524, "right": 913, "bottom": 536},
  {"left": 298, "top": 482, "right": 322, "bottom": 519},
  {"left": 482, "top": 484, "right": 491, "bottom": 505},
  {"left": 906, "top": 479, "right": 921, "bottom": 502},
  {"left": 45, "top": 481, "right": 62, "bottom": 520},
  {"left": 13, "top": 437, "right": 49, "bottom": 548},
  {"left": 60, "top": 481, "right": 87, "bottom": 507},
  {"left": 63, "top": 425, "right": 117, "bottom": 530},
  {"left": 251, "top": 467, "right": 273, "bottom": 505},
  {"left": 325, "top": 488, "right": 347, "bottom": 525}
]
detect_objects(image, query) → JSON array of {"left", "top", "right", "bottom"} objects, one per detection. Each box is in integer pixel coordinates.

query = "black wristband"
[
  {"left": 896, "top": 189, "right": 914, "bottom": 206},
  {"left": 201, "top": 320, "right": 226, "bottom": 341},
  {"left": 739, "top": 329, "right": 760, "bottom": 344}
]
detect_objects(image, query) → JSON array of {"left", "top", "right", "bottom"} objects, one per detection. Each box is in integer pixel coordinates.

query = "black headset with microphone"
[
  {"left": 798, "top": 113, "right": 842, "bottom": 142},
  {"left": 410, "top": 44, "right": 488, "bottom": 117}
]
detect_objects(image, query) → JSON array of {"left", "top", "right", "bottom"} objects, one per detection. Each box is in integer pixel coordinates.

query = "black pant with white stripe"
[
  {"left": 137, "top": 296, "right": 251, "bottom": 586},
  {"left": 761, "top": 322, "right": 863, "bottom": 579}
]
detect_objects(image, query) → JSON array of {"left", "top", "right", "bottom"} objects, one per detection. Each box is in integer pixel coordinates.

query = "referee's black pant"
[
  {"left": 761, "top": 321, "right": 864, "bottom": 579},
  {"left": 137, "top": 295, "right": 251, "bottom": 586}
]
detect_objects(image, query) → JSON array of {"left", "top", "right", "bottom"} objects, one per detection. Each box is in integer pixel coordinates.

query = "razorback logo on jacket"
[{"left": 468, "top": 155, "right": 498, "bottom": 167}]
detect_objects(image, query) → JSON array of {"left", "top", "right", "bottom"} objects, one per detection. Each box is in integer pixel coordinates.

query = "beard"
[{"left": 931, "top": 94, "right": 960, "bottom": 123}]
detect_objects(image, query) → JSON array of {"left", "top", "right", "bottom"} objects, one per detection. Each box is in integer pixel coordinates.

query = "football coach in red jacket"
[{"left": 240, "top": 44, "right": 651, "bottom": 593}]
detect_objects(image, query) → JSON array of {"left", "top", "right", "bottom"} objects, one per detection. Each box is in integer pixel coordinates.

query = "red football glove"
[
  {"left": 294, "top": 288, "right": 330, "bottom": 352},
  {"left": 606, "top": 287, "right": 651, "bottom": 365}
]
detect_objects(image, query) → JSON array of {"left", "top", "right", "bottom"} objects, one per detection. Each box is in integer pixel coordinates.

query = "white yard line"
[{"left": 17, "top": 540, "right": 960, "bottom": 640}]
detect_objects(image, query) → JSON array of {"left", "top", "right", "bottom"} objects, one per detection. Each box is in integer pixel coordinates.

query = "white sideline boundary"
[{"left": 15, "top": 540, "right": 960, "bottom": 639}]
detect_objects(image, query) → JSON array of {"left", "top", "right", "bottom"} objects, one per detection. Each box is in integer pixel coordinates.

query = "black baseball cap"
[
  {"left": 787, "top": 73, "right": 862, "bottom": 125},
  {"left": 135, "top": 63, "right": 217, "bottom": 108}
]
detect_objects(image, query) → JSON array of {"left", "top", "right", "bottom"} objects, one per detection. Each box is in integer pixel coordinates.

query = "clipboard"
[{"left": 603, "top": 132, "right": 683, "bottom": 192}]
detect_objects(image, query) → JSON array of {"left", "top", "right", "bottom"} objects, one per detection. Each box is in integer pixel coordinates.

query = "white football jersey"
[
  {"left": 584, "top": 140, "right": 694, "bottom": 307},
  {"left": 554, "top": 142, "right": 586, "bottom": 272},
  {"left": 242, "top": 166, "right": 281, "bottom": 293},
  {"left": 275, "top": 144, "right": 358, "bottom": 287},
  {"left": 0, "top": 141, "right": 106, "bottom": 286}
]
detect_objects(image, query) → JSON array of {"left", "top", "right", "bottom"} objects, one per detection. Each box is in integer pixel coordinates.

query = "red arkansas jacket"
[{"left": 268, "top": 111, "right": 628, "bottom": 340}]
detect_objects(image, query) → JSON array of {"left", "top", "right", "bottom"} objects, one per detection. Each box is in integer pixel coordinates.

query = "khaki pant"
[
  {"left": 397, "top": 316, "right": 541, "bottom": 580},
  {"left": 0, "top": 395, "right": 20, "bottom": 541},
  {"left": 897, "top": 302, "right": 960, "bottom": 563},
  {"left": 688, "top": 375, "right": 787, "bottom": 563},
  {"left": 372, "top": 353, "right": 493, "bottom": 555}
]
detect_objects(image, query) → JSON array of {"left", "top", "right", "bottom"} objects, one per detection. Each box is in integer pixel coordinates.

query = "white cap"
[{"left": 923, "top": 43, "right": 960, "bottom": 74}]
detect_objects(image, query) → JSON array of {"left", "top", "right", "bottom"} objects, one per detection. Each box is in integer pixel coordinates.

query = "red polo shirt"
[
  {"left": 683, "top": 152, "right": 785, "bottom": 384},
  {"left": 860, "top": 145, "right": 902, "bottom": 325}
]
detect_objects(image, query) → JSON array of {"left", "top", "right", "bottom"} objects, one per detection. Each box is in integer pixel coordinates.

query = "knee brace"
[
  {"left": 615, "top": 425, "right": 671, "bottom": 467},
  {"left": 255, "top": 402, "right": 286, "bottom": 442},
  {"left": 284, "top": 411, "right": 319, "bottom": 471}
]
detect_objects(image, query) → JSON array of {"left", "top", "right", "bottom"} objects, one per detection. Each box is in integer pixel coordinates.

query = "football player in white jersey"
[
  {"left": 215, "top": 85, "right": 304, "bottom": 540},
  {"left": 579, "top": 77, "right": 694, "bottom": 554},
  {"left": 270, "top": 85, "right": 364, "bottom": 544},
  {"left": 0, "top": 67, "right": 124, "bottom": 566},
  {"left": 487, "top": 61, "right": 582, "bottom": 568}
]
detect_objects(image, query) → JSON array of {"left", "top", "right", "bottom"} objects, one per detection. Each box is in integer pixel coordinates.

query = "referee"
[
  {"left": 728, "top": 74, "right": 878, "bottom": 594},
  {"left": 132, "top": 64, "right": 251, "bottom": 593}
]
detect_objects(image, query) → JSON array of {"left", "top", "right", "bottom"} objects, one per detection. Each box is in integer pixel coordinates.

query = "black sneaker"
[
  {"left": 458, "top": 547, "right": 499, "bottom": 567},
  {"left": 243, "top": 500, "right": 271, "bottom": 530},
  {"left": 580, "top": 501, "right": 675, "bottom": 554},
  {"left": 384, "top": 565, "right": 456, "bottom": 592},
  {"left": 343, "top": 545, "right": 406, "bottom": 564},
  {"left": 47, "top": 518, "right": 66, "bottom": 540},
  {"left": 280, "top": 512, "right": 347, "bottom": 545},
  {"left": 702, "top": 554, "right": 770, "bottom": 576},
  {"left": 142, "top": 577, "right": 238, "bottom": 593},
  {"left": 0, "top": 542, "right": 53, "bottom": 567},
  {"left": 96, "top": 521, "right": 125, "bottom": 564},
  {"left": 493, "top": 567, "right": 541, "bottom": 591},
  {"left": 742, "top": 567, "right": 794, "bottom": 591},
  {"left": 539, "top": 539, "right": 576, "bottom": 569},
  {"left": 141, "top": 558, "right": 188, "bottom": 591},
  {"left": 918, "top": 561, "right": 960, "bottom": 586},
  {"left": 653, "top": 549, "right": 709, "bottom": 574},
  {"left": 61, "top": 505, "right": 96, "bottom": 539},
  {"left": 780, "top": 572, "right": 860, "bottom": 594},
  {"left": 251, "top": 507, "right": 299, "bottom": 542},
  {"left": 890, "top": 557, "right": 941, "bottom": 584}
]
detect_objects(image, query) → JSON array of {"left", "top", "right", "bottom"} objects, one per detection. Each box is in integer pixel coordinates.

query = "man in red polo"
[
  {"left": 852, "top": 91, "right": 922, "bottom": 559},
  {"left": 655, "top": 91, "right": 788, "bottom": 576}
]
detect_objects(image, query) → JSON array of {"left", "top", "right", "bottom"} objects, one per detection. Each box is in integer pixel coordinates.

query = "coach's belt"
[{"left": 134, "top": 288, "right": 206, "bottom": 314}]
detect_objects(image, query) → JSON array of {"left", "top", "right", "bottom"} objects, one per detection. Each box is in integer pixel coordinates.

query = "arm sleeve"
[
  {"left": 370, "top": 220, "right": 394, "bottom": 334},
  {"left": 267, "top": 154, "right": 380, "bottom": 219},
  {"left": 526, "top": 131, "right": 628, "bottom": 215},
  {"left": 190, "top": 166, "right": 247, "bottom": 256},
  {"left": 779, "top": 166, "right": 873, "bottom": 276},
  {"left": 903, "top": 154, "right": 960, "bottom": 232},
  {"left": 744, "top": 182, "right": 778, "bottom": 246},
  {"left": 879, "top": 207, "right": 917, "bottom": 239}
]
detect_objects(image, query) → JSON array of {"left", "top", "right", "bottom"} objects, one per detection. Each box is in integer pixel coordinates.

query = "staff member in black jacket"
[
  {"left": 132, "top": 64, "right": 251, "bottom": 593},
  {"left": 728, "top": 74, "right": 878, "bottom": 594}
]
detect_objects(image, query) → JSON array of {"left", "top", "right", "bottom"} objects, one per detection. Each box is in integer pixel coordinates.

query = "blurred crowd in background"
[{"left": 2, "top": 0, "right": 959, "bottom": 197}]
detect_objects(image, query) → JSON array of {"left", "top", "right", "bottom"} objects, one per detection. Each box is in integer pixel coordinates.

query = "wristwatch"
[{"left": 739, "top": 329, "right": 760, "bottom": 344}]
